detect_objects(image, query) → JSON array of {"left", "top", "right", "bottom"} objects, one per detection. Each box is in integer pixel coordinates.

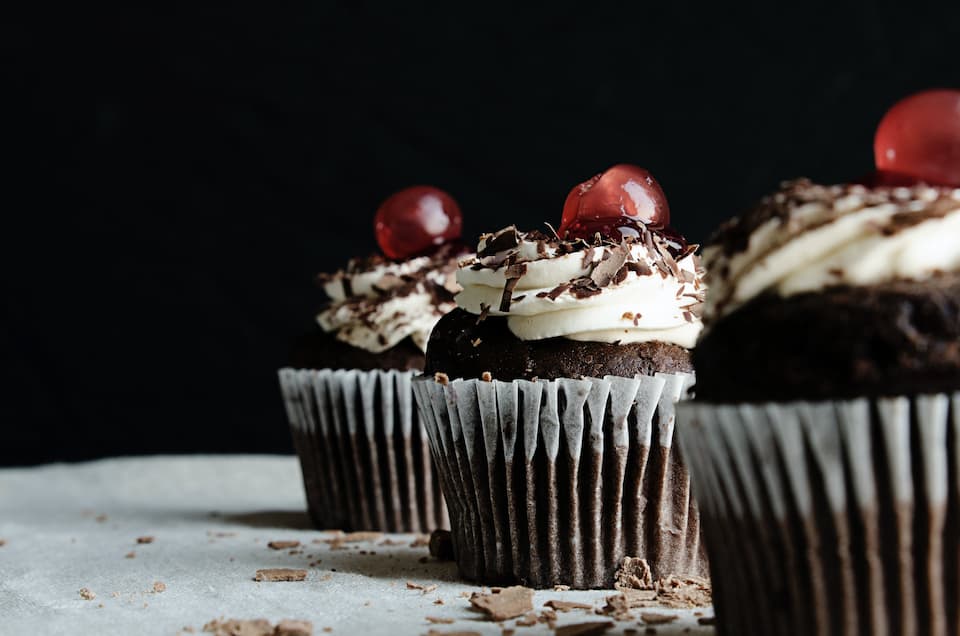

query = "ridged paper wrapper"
[
  {"left": 278, "top": 367, "right": 447, "bottom": 533},
  {"left": 678, "top": 393, "right": 960, "bottom": 636},
  {"left": 413, "top": 372, "right": 707, "bottom": 589}
]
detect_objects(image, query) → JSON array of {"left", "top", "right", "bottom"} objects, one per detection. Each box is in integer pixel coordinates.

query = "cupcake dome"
[{"left": 694, "top": 179, "right": 960, "bottom": 402}]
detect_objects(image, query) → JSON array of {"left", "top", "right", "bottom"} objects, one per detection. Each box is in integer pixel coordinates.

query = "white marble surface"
[{"left": 0, "top": 455, "right": 715, "bottom": 635}]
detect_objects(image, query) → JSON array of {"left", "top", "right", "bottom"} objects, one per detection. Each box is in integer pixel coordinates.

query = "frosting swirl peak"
[
  {"left": 317, "top": 244, "right": 466, "bottom": 353},
  {"left": 455, "top": 226, "right": 705, "bottom": 348}
]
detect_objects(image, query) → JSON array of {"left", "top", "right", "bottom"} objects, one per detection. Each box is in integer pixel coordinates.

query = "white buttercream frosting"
[
  {"left": 703, "top": 180, "right": 960, "bottom": 324},
  {"left": 317, "top": 247, "right": 465, "bottom": 353},
  {"left": 455, "top": 227, "right": 705, "bottom": 348}
]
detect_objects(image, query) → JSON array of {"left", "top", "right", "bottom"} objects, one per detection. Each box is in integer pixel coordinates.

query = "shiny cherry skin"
[
  {"left": 559, "top": 164, "right": 670, "bottom": 240},
  {"left": 374, "top": 186, "right": 463, "bottom": 259},
  {"left": 874, "top": 89, "right": 960, "bottom": 187}
]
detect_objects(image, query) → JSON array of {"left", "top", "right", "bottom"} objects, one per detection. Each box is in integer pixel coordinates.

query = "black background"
[{"left": 4, "top": 2, "right": 959, "bottom": 465}]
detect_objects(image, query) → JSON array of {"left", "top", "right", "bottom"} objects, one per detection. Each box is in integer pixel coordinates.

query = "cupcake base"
[
  {"left": 414, "top": 373, "right": 707, "bottom": 589},
  {"left": 678, "top": 393, "right": 960, "bottom": 636},
  {"left": 279, "top": 368, "right": 448, "bottom": 533}
]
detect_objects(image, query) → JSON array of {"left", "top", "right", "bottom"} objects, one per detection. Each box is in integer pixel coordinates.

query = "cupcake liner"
[
  {"left": 677, "top": 393, "right": 960, "bottom": 636},
  {"left": 278, "top": 367, "right": 448, "bottom": 533},
  {"left": 412, "top": 372, "right": 707, "bottom": 589}
]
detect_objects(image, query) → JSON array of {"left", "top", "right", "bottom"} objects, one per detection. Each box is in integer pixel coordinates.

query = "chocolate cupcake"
[
  {"left": 278, "top": 186, "right": 468, "bottom": 532},
  {"left": 677, "top": 90, "right": 960, "bottom": 636},
  {"left": 413, "top": 165, "right": 709, "bottom": 588}
]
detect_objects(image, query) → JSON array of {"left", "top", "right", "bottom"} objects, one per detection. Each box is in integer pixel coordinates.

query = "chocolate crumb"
[
  {"left": 152, "top": 581, "right": 166, "bottom": 593},
  {"left": 697, "top": 616, "right": 716, "bottom": 625},
  {"left": 79, "top": 588, "right": 96, "bottom": 601},
  {"left": 137, "top": 536, "right": 155, "bottom": 544},
  {"left": 125, "top": 551, "right": 136, "bottom": 559},
  {"left": 471, "top": 338, "right": 482, "bottom": 347},
  {"left": 254, "top": 568, "right": 307, "bottom": 582},
  {"left": 0, "top": 539, "right": 5, "bottom": 547},
  {"left": 268, "top": 540, "right": 301, "bottom": 550},
  {"left": 553, "top": 584, "right": 570, "bottom": 592},
  {"left": 425, "top": 617, "right": 454, "bottom": 624},
  {"left": 429, "top": 530, "right": 454, "bottom": 561},
  {"left": 425, "top": 631, "right": 481, "bottom": 636},
  {"left": 554, "top": 621, "right": 615, "bottom": 636},
  {"left": 469, "top": 586, "right": 534, "bottom": 621},
  {"left": 410, "top": 534, "right": 431, "bottom": 548},
  {"left": 95, "top": 514, "right": 108, "bottom": 523}
]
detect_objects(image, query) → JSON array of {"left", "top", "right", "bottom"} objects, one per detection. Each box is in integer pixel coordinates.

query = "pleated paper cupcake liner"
[
  {"left": 278, "top": 367, "right": 448, "bottom": 533},
  {"left": 412, "top": 372, "right": 708, "bottom": 589},
  {"left": 677, "top": 393, "right": 960, "bottom": 636}
]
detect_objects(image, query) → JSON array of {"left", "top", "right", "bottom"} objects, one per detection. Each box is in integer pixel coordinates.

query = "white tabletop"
[{"left": 0, "top": 455, "right": 715, "bottom": 635}]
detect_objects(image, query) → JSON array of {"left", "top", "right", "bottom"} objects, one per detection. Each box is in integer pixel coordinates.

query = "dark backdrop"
[{"left": 4, "top": 2, "right": 959, "bottom": 465}]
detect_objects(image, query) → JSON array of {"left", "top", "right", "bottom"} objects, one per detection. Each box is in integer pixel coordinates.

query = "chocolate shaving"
[
  {"left": 589, "top": 246, "right": 629, "bottom": 287},
  {"left": 478, "top": 225, "right": 520, "bottom": 257},
  {"left": 626, "top": 261, "right": 652, "bottom": 277},
  {"left": 499, "top": 277, "right": 520, "bottom": 312},
  {"left": 544, "top": 600, "right": 593, "bottom": 612},
  {"left": 554, "top": 622, "right": 615, "bottom": 636},
  {"left": 254, "top": 568, "right": 307, "bottom": 582},
  {"left": 477, "top": 303, "right": 490, "bottom": 324}
]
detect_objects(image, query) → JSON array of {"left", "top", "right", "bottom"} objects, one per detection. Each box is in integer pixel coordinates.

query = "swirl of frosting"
[
  {"left": 317, "top": 245, "right": 465, "bottom": 353},
  {"left": 703, "top": 179, "right": 960, "bottom": 325},
  {"left": 454, "top": 226, "right": 705, "bottom": 348}
]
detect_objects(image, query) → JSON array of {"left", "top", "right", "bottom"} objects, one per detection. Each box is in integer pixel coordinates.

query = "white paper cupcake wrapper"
[
  {"left": 677, "top": 394, "right": 960, "bottom": 636},
  {"left": 278, "top": 367, "right": 447, "bottom": 533},
  {"left": 412, "top": 372, "right": 707, "bottom": 589}
]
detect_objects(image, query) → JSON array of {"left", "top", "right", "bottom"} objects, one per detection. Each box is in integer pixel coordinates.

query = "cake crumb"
[
  {"left": 0, "top": 539, "right": 6, "bottom": 547},
  {"left": 275, "top": 619, "right": 313, "bottom": 636},
  {"left": 410, "top": 534, "right": 430, "bottom": 548},
  {"left": 137, "top": 536, "right": 155, "bottom": 544},
  {"left": 614, "top": 557, "right": 653, "bottom": 590},
  {"left": 125, "top": 551, "right": 136, "bottom": 559},
  {"left": 95, "top": 514, "right": 108, "bottom": 523},
  {"left": 471, "top": 338, "right": 482, "bottom": 347},
  {"left": 697, "top": 616, "right": 716, "bottom": 625},
  {"left": 79, "top": 588, "right": 96, "bottom": 601},
  {"left": 481, "top": 371, "right": 492, "bottom": 382},
  {"left": 434, "top": 372, "right": 450, "bottom": 386},
  {"left": 254, "top": 568, "right": 307, "bottom": 582},
  {"left": 553, "top": 584, "right": 570, "bottom": 592},
  {"left": 153, "top": 581, "right": 166, "bottom": 593},
  {"left": 268, "top": 540, "right": 301, "bottom": 550}
]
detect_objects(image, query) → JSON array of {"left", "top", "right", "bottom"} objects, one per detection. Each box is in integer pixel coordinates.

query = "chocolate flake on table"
[
  {"left": 425, "top": 631, "right": 481, "bottom": 636},
  {"left": 469, "top": 586, "right": 534, "bottom": 621},
  {"left": 152, "top": 581, "right": 166, "bottom": 593},
  {"left": 268, "top": 540, "right": 301, "bottom": 550},
  {"left": 538, "top": 608, "right": 558, "bottom": 628},
  {"left": 515, "top": 612, "right": 538, "bottom": 626},
  {"left": 0, "top": 539, "right": 5, "bottom": 547},
  {"left": 554, "top": 621, "right": 615, "bottom": 636},
  {"left": 640, "top": 612, "right": 677, "bottom": 625},
  {"left": 79, "top": 587, "right": 96, "bottom": 600},
  {"left": 136, "top": 536, "right": 155, "bottom": 544},
  {"left": 275, "top": 620, "right": 313, "bottom": 636},
  {"left": 410, "top": 533, "right": 431, "bottom": 548},
  {"left": 254, "top": 568, "right": 307, "bottom": 582},
  {"left": 425, "top": 617, "right": 455, "bottom": 624},
  {"left": 544, "top": 600, "right": 593, "bottom": 612},
  {"left": 697, "top": 616, "right": 716, "bottom": 625},
  {"left": 125, "top": 551, "right": 136, "bottom": 559}
]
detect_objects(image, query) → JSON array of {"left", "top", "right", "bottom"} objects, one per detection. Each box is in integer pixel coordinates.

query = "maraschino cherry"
[
  {"left": 558, "top": 164, "right": 670, "bottom": 242},
  {"left": 374, "top": 186, "right": 463, "bottom": 259},
  {"left": 873, "top": 89, "right": 960, "bottom": 187}
]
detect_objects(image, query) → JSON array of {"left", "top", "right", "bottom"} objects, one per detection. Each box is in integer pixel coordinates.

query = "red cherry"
[
  {"left": 853, "top": 170, "right": 923, "bottom": 188},
  {"left": 374, "top": 186, "right": 463, "bottom": 259},
  {"left": 558, "top": 164, "right": 670, "bottom": 240},
  {"left": 874, "top": 89, "right": 960, "bottom": 187}
]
